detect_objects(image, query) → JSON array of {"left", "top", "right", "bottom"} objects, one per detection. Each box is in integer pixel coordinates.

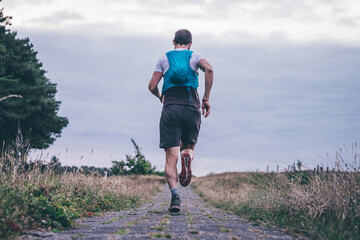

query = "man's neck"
[{"left": 174, "top": 44, "right": 190, "bottom": 50}]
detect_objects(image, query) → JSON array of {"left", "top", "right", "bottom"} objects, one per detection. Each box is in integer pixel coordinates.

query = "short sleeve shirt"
[
  {"left": 155, "top": 48, "right": 204, "bottom": 109},
  {"left": 154, "top": 48, "right": 204, "bottom": 74}
]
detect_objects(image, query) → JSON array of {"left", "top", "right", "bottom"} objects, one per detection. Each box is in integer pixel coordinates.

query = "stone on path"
[{"left": 21, "top": 185, "right": 295, "bottom": 239}]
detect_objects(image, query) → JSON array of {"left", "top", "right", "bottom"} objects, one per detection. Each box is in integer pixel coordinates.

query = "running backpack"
[
  {"left": 162, "top": 50, "right": 199, "bottom": 94},
  {"left": 165, "top": 50, "right": 193, "bottom": 84}
]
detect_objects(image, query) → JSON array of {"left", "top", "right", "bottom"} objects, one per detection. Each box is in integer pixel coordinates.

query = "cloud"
[
  {"left": 17, "top": 25, "right": 360, "bottom": 174},
  {"left": 33, "top": 10, "right": 83, "bottom": 25},
  {"left": 195, "top": 37, "right": 360, "bottom": 167},
  {"left": 337, "top": 17, "right": 358, "bottom": 28},
  {"left": 2, "top": 0, "right": 51, "bottom": 7},
  {"left": 4, "top": 0, "right": 360, "bottom": 44},
  {"left": 4, "top": 0, "right": 360, "bottom": 174}
]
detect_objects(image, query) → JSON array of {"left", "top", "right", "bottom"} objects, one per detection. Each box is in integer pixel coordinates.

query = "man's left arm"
[
  {"left": 198, "top": 58, "right": 213, "bottom": 118},
  {"left": 148, "top": 71, "right": 163, "bottom": 103}
]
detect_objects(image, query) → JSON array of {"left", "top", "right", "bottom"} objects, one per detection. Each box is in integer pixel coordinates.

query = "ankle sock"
[{"left": 170, "top": 188, "right": 179, "bottom": 198}]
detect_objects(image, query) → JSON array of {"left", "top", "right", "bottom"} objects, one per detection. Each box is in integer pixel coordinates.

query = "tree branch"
[{"left": 0, "top": 94, "right": 23, "bottom": 102}]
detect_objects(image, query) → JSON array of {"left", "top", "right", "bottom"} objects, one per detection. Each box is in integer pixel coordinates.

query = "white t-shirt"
[{"left": 154, "top": 48, "right": 204, "bottom": 74}]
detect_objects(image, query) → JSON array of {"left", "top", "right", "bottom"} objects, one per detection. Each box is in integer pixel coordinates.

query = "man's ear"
[
  {"left": 188, "top": 43, "right": 192, "bottom": 50},
  {"left": 173, "top": 40, "right": 176, "bottom": 47}
]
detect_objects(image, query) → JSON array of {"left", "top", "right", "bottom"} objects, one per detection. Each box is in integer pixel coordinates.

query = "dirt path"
[{"left": 22, "top": 185, "right": 295, "bottom": 239}]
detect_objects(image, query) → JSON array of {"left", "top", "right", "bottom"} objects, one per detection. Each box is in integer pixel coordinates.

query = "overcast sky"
[{"left": 2, "top": 0, "right": 360, "bottom": 175}]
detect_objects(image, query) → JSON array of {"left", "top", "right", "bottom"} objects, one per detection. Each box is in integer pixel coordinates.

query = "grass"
[
  {"left": 186, "top": 213, "right": 193, "bottom": 224},
  {"left": 102, "top": 216, "right": 124, "bottom": 225},
  {"left": 150, "top": 232, "right": 172, "bottom": 238},
  {"left": 151, "top": 216, "right": 169, "bottom": 231},
  {"left": 114, "top": 228, "right": 128, "bottom": 235},
  {"left": 0, "top": 147, "right": 165, "bottom": 238},
  {"left": 148, "top": 209, "right": 163, "bottom": 214},
  {"left": 205, "top": 213, "right": 214, "bottom": 219},
  {"left": 219, "top": 227, "right": 232, "bottom": 233},
  {"left": 126, "top": 220, "right": 139, "bottom": 227},
  {"left": 192, "top": 147, "right": 360, "bottom": 239}
]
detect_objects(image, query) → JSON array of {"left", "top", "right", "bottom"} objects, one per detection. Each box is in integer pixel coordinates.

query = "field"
[
  {"left": 2, "top": 141, "right": 360, "bottom": 239},
  {"left": 192, "top": 169, "right": 360, "bottom": 239},
  {"left": 0, "top": 148, "right": 165, "bottom": 238}
]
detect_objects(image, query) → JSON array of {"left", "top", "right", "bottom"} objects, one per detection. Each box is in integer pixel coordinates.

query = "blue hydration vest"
[{"left": 162, "top": 50, "right": 199, "bottom": 94}]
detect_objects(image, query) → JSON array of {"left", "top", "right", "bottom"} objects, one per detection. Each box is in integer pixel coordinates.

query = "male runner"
[{"left": 148, "top": 29, "right": 213, "bottom": 212}]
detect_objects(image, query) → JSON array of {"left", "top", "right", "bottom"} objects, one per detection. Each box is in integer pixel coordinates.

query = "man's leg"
[
  {"left": 179, "top": 106, "right": 201, "bottom": 186},
  {"left": 180, "top": 143, "right": 195, "bottom": 152},
  {"left": 165, "top": 146, "right": 181, "bottom": 212},
  {"left": 179, "top": 144, "right": 195, "bottom": 186},
  {"left": 165, "top": 146, "right": 180, "bottom": 189},
  {"left": 180, "top": 143, "right": 195, "bottom": 166}
]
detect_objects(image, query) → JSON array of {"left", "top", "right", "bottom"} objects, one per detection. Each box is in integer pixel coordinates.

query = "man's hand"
[{"left": 202, "top": 100, "right": 211, "bottom": 118}]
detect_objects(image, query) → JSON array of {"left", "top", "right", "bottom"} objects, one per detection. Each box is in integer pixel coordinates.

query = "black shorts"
[{"left": 159, "top": 105, "right": 201, "bottom": 149}]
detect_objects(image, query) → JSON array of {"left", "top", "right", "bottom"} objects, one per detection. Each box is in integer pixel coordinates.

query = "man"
[{"left": 148, "top": 29, "right": 213, "bottom": 212}]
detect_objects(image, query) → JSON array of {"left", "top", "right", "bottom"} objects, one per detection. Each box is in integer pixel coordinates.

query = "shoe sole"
[
  {"left": 179, "top": 155, "right": 192, "bottom": 187},
  {"left": 169, "top": 206, "right": 181, "bottom": 213}
]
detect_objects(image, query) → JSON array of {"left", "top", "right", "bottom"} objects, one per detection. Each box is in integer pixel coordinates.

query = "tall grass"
[
  {"left": 192, "top": 148, "right": 360, "bottom": 239},
  {"left": 0, "top": 147, "right": 165, "bottom": 238}
]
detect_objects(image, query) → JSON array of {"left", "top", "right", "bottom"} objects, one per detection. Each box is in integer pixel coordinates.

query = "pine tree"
[
  {"left": 110, "top": 139, "right": 155, "bottom": 175},
  {"left": 0, "top": 3, "right": 68, "bottom": 149}
]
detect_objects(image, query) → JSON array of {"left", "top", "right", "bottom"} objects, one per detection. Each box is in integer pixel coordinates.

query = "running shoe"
[
  {"left": 179, "top": 153, "right": 192, "bottom": 187},
  {"left": 168, "top": 195, "right": 181, "bottom": 212}
]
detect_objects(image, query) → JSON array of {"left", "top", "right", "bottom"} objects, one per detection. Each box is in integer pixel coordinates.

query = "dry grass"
[
  {"left": 192, "top": 157, "right": 360, "bottom": 239},
  {"left": 0, "top": 148, "right": 165, "bottom": 238},
  {"left": 55, "top": 173, "right": 164, "bottom": 205}
]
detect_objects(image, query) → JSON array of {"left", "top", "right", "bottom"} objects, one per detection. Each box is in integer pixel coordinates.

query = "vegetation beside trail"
[
  {"left": 0, "top": 148, "right": 165, "bottom": 239},
  {"left": 1, "top": 4, "right": 165, "bottom": 238},
  {"left": 110, "top": 138, "right": 164, "bottom": 176},
  {"left": 192, "top": 148, "right": 360, "bottom": 239},
  {"left": 0, "top": 3, "right": 68, "bottom": 150}
]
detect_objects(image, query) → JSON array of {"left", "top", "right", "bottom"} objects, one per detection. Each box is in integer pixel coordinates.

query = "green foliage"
[
  {"left": 0, "top": 180, "right": 140, "bottom": 238},
  {"left": 193, "top": 171, "right": 360, "bottom": 239},
  {"left": 0, "top": 182, "right": 24, "bottom": 237},
  {"left": 1, "top": 143, "right": 165, "bottom": 238},
  {"left": 229, "top": 200, "right": 360, "bottom": 239},
  {"left": 0, "top": 2, "right": 11, "bottom": 28},
  {"left": 17, "top": 157, "right": 109, "bottom": 177},
  {"left": 26, "top": 187, "right": 73, "bottom": 228},
  {"left": 0, "top": 5, "right": 68, "bottom": 149},
  {"left": 0, "top": 171, "right": 153, "bottom": 237},
  {"left": 286, "top": 170, "right": 312, "bottom": 185},
  {"left": 111, "top": 139, "right": 156, "bottom": 175},
  {"left": 114, "top": 228, "right": 128, "bottom": 235}
]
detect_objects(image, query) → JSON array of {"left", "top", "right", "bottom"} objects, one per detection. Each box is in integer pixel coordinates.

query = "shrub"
[
  {"left": 192, "top": 147, "right": 360, "bottom": 239},
  {"left": 0, "top": 147, "right": 164, "bottom": 238}
]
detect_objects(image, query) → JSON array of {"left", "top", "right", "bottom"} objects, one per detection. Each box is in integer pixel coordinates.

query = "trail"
[{"left": 22, "top": 185, "right": 295, "bottom": 239}]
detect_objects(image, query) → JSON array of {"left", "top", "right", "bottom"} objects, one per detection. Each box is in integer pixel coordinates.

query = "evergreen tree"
[
  {"left": 0, "top": 3, "right": 68, "bottom": 149},
  {"left": 127, "top": 138, "right": 155, "bottom": 175},
  {"left": 110, "top": 139, "right": 155, "bottom": 175}
]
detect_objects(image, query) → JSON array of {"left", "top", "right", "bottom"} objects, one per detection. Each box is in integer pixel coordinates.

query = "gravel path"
[{"left": 22, "top": 185, "right": 295, "bottom": 239}]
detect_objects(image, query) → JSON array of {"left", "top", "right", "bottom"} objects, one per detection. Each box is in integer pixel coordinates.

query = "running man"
[{"left": 148, "top": 29, "right": 213, "bottom": 212}]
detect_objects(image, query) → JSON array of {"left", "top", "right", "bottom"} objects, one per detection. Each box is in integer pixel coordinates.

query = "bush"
[
  {"left": 110, "top": 139, "right": 156, "bottom": 175},
  {"left": 192, "top": 154, "right": 360, "bottom": 239},
  {"left": 0, "top": 147, "right": 164, "bottom": 238}
]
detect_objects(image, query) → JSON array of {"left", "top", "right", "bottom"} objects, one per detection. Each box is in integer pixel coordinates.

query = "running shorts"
[{"left": 159, "top": 105, "right": 201, "bottom": 148}]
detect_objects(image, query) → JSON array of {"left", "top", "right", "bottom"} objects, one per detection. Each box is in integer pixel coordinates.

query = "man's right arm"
[
  {"left": 198, "top": 58, "right": 213, "bottom": 118},
  {"left": 148, "top": 71, "right": 164, "bottom": 103}
]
